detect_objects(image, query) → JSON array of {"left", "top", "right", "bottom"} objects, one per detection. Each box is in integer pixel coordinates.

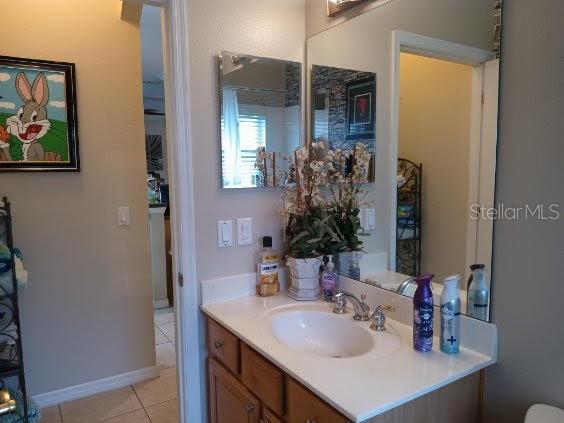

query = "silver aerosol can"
[
  {"left": 440, "top": 274, "right": 461, "bottom": 354},
  {"left": 467, "top": 264, "right": 489, "bottom": 321}
]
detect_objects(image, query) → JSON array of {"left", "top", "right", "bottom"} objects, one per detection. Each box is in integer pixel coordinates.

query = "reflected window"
[{"left": 221, "top": 114, "right": 266, "bottom": 188}]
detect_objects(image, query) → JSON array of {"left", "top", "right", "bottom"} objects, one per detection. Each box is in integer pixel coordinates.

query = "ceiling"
[{"left": 141, "top": 5, "right": 165, "bottom": 114}]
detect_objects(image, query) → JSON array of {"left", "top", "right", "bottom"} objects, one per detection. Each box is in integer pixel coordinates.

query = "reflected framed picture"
[
  {"left": 345, "top": 77, "right": 376, "bottom": 140},
  {"left": 0, "top": 55, "right": 80, "bottom": 172}
]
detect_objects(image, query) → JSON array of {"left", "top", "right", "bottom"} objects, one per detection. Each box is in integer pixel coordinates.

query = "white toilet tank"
[{"left": 525, "top": 404, "right": 564, "bottom": 423}]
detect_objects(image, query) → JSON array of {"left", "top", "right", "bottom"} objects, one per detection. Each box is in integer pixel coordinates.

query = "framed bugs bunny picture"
[{"left": 0, "top": 56, "right": 79, "bottom": 172}]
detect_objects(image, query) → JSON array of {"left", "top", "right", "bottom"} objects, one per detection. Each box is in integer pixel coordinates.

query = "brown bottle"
[{"left": 256, "top": 236, "right": 280, "bottom": 297}]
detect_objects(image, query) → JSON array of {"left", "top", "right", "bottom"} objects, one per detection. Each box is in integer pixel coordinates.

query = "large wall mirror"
[
  {"left": 219, "top": 51, "right": 302, "bottom": 189},
  {"left": 307, "top": 0, "right": 503, "bottom": 322}
]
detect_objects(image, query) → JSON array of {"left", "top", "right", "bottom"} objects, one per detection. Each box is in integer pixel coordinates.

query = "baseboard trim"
[
  {"left": 153, "top": 299, "right": 171, "bottom": 309},
  {"left": 33, "top": 366, "right": 159, "bottom": 408}
]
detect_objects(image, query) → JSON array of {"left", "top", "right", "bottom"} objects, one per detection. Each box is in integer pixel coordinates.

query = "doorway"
[
  {"left": 140, "top": 2, "right": 178, "bottom": 414},
  {"left": 390, "top": 31, "right": 499, "bottom": 289}
]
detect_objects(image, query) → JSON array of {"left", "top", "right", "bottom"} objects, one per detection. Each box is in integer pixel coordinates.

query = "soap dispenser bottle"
[
  {"left": 440, "top": 274, "right": 461, "bottom": 354},
  {"left": 467, "top": 264, "right": 488, "bottom": 320},
  {"left": 320, "top": 255, "right": 340, "bottom": 301},
  {"left": 413, "top": 274, "right": 434, "bottom": 352}
]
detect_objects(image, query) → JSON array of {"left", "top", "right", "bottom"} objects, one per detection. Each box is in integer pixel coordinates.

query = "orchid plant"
[
  {"left": 255, "top": 148, "right": 293, "bottom": 188},
  {"left": 280, "top": 141, "right": 373, "bottom": 258}
]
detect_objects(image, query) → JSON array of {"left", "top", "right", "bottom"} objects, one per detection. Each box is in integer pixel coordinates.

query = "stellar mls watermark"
[{"left": 470, "top": 203, "right": 560, "bottom": 220}]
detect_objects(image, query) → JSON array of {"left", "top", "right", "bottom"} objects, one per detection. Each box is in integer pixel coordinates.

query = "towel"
[
  {"left": 0, "top": 388, "right": 41, "bottom": 422},
  {"left": 0, "top": 246, "right": 27, "bottom": 295}
]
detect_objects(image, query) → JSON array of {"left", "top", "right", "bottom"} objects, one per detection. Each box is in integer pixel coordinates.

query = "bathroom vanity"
[
  {"left": 201, "top": 281, "right": 497, "bottom": 423},
  {"left": 206, "top": 1, "right": 503, "bottom": 421}
]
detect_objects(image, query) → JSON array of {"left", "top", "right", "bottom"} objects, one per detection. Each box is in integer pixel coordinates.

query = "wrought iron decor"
[
  {"left": 0, "top": 198, "right": 28, "bottom": 421},
  {"left": 396, "top": 158, "right": 422, "bottom": 277},
  {"left": 145, "top": 134, "right": 163, "bottom": 171}
]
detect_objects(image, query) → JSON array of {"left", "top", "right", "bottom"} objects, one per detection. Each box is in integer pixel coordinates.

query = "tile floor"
[{"left": 40, "top": 308, "right": 178, "bottom": 422}]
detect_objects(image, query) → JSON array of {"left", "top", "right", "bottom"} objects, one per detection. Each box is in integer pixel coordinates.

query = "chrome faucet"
[
  {"left": 332, "top": 291, "right": 370, "bottom": 321},
  {"left": 370, "top": 305, "right": 396, "bottom": 331},
  {"left": 396, "top": 277, "right": 416, "bottom": 295}
]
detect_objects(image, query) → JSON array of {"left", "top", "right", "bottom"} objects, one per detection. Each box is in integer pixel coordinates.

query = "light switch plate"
[
  {"left": 237, "top": 218, "right": 253, "bottom": 246},
  {"left": 117, "top": 207, "right": 130, "bottom": 226},
  {"left": 218, "top": 220, "right": 233, "bottom": 247},
  {"left": 365, "top": 208, "right": 376, "bottom": 231}
]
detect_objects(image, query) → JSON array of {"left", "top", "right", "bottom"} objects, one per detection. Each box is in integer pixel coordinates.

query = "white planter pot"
[{"left": 287, "top": 257, "right": 321, "bottom": 301}]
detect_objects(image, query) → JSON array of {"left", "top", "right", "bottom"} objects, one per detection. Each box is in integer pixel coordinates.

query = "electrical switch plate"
[
  {"left": 218, "top": 220, "right": 233, "bottom": 247},
  {"left": 359, "top": 209, "right": 366, "bottom": 230},
  {"left": 365, "top": 208, "right": 376, "bottom": 231},
  {"left": 117, "top": 207, "right": 130, "bottom": 226},
  {"left": 237, "top": 218, "right": 253, "bottom": 246}
]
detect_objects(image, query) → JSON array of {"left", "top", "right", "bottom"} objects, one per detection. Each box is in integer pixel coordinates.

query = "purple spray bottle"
[{"left": 413, "top": 274, "right": 434, "bottom": 352}]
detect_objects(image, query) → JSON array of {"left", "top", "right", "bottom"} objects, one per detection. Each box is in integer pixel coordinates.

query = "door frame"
[
  {"left": 161, "top": 1, "right": 202, "bottom": 422},
  {"left": 389, "top": 30, "right": 495, "bottom": 275},
  {"left": 132, "top": 0, "right": 202, "bottom": 421}
]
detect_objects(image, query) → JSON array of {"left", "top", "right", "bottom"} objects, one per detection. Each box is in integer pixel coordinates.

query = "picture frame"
[
  {"left": 0, "top": 55, "right": 80, "bottom": 172},
  {"left": 345, "top": 76, "right": 376, "bottom": 140}
]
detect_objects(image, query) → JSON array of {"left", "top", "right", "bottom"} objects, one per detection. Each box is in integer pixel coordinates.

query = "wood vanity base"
[{"left": 207, "top": 316, "right": 483, "bottom": 423}]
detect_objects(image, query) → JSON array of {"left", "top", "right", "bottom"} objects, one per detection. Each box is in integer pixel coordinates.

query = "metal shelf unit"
[
  {"left": 0, "top": 197, "right": 28, "bottom": 422},
  {"left": 396, "top": 159, "right": 422, "bottom": 277}
]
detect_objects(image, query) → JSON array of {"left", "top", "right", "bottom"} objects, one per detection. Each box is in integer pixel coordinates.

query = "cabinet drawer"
[
  {"left": 287, "top": 378, "right": 349, "bottom": 423},
  {"left": 208, "top": 318, "right": 240, "bottom": 374},
  {"left": 261, "top": 407, "right": 282, "bottom": 423},
  {"left": 241, "top": 344, "right": 285, "bottom": 416}
]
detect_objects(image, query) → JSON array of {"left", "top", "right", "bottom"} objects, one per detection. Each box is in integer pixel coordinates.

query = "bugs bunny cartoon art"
[{"left": 2, "top": 72, "right": 52, "bottom": 161}]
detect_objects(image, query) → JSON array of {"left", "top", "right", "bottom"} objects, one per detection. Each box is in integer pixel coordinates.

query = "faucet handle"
[
  {"left": 376, "top": 305, "right": 396, "bottom": 313},
  {"left": 370, "top": 305, "right": 396, "bottom": 331}
]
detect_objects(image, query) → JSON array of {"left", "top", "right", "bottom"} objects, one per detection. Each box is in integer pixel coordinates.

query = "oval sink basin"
[{"left": 262, "top": 308, "right": 375, "bottom": 358}]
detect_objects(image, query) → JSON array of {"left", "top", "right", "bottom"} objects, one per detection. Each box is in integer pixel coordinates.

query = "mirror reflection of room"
[
  {"left": 220, "top": 52, "right": 302, "bottom": 189},
  {"left": 306, "top": 0, "right": 500, "bottom": 322},
  {"left": 398, "top": 53, "right": 474, "bottom": 283}
]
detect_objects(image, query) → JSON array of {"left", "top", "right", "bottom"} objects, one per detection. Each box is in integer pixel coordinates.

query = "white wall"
[
  {"left": 186, "top": 2, "right": 305, "bottom": 417},
  {"left": 1, "top": 1, "right": 154, "bottom": 395},
  {"left": 399, "top": 53, "right": 473, "bottom": 281},
  {"left": 306, "top": 0, "right": 493, "bottom": 262},
  {"left": 187, "top": 0, "right": 305, "bottom": 282},
  {"left": 485, "top": 0, "right": 564, "bottom": 420}
]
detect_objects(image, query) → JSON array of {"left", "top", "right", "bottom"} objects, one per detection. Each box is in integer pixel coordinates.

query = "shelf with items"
[
  {"left": 0, "top": 198, "right": 28, "bottom": 422},
  {"left": 396, "top": 159, "right": 422, "bottom": 277}
]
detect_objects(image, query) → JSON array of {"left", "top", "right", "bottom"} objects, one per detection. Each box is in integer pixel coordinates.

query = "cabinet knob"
[
  {"left": 214, "top": 340, "right": 224, "bottom": 350},
  {"left": 245, "top": 403, "right": 255, "bottom": 414}
]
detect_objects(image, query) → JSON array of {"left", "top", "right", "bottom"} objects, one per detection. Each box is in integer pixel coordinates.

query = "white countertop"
[{"left": 201, "top": 294, "right": 496, "bottom": 422}]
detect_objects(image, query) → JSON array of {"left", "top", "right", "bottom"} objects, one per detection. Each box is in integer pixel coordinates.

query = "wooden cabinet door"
[
  {"left": 241, "top": 344, "right": 285, "bottom": 416},
  {"left": 209, "top": 358, "right": 260, "bottom": 423},
  {"left": 287, "top": 378, "right": 350, "bottom": 423},
  {"left": 261, "top": 407, "right": 282, "bottom": 423}
]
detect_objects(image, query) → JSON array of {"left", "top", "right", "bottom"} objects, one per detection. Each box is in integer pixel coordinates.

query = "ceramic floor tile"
[
  {"left": 40, "top": 406, "right": 62, "bottom": 423},
  {"left": 103, "top": 409, "right": 150, "bottom": 423},
  {"left": 154, "top": 325, "right": 169, "bottom": 345},
  {"left": 156, "top": 341, "right": 176, "bottom": 369},
  {"left": 132, "top": 367, "right": 177, "bottom": 408},
  {"left": 60, "top": 386, "right": 142, "bottom": 423},
  {"left": 145, "top": 399, "right": 179, "bottom": 423},
  {"left": 154, "top": 308, "right": 175, "bottom": 325},
  {"left": 157, "top": 322, "right": 175, "bottom": 342}
]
